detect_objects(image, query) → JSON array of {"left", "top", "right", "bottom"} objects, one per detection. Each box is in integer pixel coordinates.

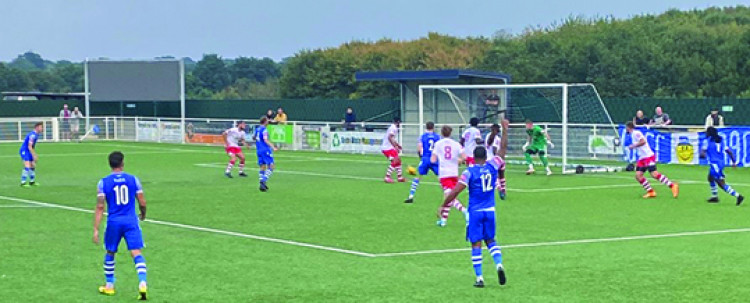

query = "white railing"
[{"left": 1, "top": 116, "right": 718, "bottom": 168}]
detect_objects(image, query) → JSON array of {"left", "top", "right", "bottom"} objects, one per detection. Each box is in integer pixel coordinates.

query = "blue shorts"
[
  {"left": 19, "top": 149, "right": 33, "bottom": 162},
  {"left": 257, "top": 150, "right": 274, "bottom": 166},
  {"left": 709, "top": 164, "right": 725, "bottom": 180},
  {"left": 466, "top": 211, "right": 496, "bottom": 243},
  {"left": 104, "top": 220, "right": 144, "bottom": 252},
  {"left": 418, "top": 159, "right": 439, "bottom": 176}
]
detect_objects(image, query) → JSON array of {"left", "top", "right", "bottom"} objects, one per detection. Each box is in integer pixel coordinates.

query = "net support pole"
[
  {"left": 418, "top": 86, "right": 424, "bottom": 134},
  {"left": 84, "top": 59, "right": 90, "bottom": 132},
  {"left": 179, "top": 59, "right": 186, "bottom": 144},
  {"left": 561, "top": 84, "right": 569, "bottom": 174}
]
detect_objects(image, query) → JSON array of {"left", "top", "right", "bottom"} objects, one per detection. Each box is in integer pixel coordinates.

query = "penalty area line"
[
  {"left": 375, "top": 227, "right": 750, "bottom": 257},
  {"left": 0, "top": 195, "right": 375, "bottom": 258}
]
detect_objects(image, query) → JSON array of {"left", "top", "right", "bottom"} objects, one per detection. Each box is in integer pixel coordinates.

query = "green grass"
[{"left": 2, "top": 141, "right": 750, "bottom": 302}]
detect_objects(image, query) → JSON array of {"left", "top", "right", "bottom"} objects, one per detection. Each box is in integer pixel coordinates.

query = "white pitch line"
[
  {"left": 0, "top": 151, "right": 192, "bottom": 159},
  {"left": 0, "top": 205, "right": 48, "bottom": 208},
  {"left": 375, "top": 227, "right": 750, "bottom": 257},
  {"left": 195, "top": 163, "right": 640, "bottom": 193},
  {"left": 0, "top": 195, "right": 375, "bottom": 258}
]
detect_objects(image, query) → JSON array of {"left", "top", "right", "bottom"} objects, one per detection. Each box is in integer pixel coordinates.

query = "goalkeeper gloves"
[
  {"left": 547, "top": 140, "right": 555, "bottom": 149},
  {"left": 522, "top": 142, "right": 529, "bottom": 150}
]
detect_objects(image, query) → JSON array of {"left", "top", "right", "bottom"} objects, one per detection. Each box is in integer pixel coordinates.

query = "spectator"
[
  {"left": 705, "top": 108, "right": 725, "bottom": 128},
  {"left": 274, "top": 107, "right": 288, "bottom": 124},
  {"left": 344, "top": 107, "right": 356, "bottom": 130},
  {"left": 633, "top": 110, "right": 650, "bottom": 126},
  {"left": 59, "top": 104, "right": 71, "bottom": 140},
  {"left": 70, "top": 106, "right": 84, "bottom": 139},
  {"left": 481, "top": 91, "right": 501, "bottom": 122},
  {"left": 650, "top": 106, "right": 672, "bottom": 126},
  {"left": 265, "top": 109, "right": 275, "bottom": 121}
]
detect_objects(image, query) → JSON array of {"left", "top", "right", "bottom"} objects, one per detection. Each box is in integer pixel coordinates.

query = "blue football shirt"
[
  {"left": 19, "top": 131, "right": 38, "bottom": 153},
  {"left": 254, "top": 126, "right": 270, "bottom": 153},
  {"left": 420, "top": 131, "right": 441, "bottom": 160},
  {"left": 98, "top": 172, "right": 143, "bottom": 223},
  {"left": 704, "top": 138, "right": 728, "bottom": 166},
  {"left": 459, "top": 157, "right": 502, "bottom": 212}
]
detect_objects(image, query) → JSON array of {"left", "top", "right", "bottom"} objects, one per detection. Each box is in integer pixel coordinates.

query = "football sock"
[
  {"left": 487, "top": 241, "right": 503, "bottom": 268},
  {"left": 385, "top": 164, "right": 394, "bottom": 178},
  {"left": 408, "top": 178, "right": 420, "bottom": 198},
  {"left": 238, "top": 159, "right": 245, "bottom": 173},
  {"left": 499, "top": 177, "right": 506, "bottom": 192},
  {"left": 265, "top": 168, "right": 274, "bottom": 180},
  {"left": 133, "top": 255, "right": 147, "bottom": 285},
  {"left": 104, "top": 253, "right": 116, "bottom": 286},
  {"left": 440, "top": 206, "right": 450, "bottom": 220},
  {"left": 396, "top": 165, "right": 403, "bottom": 178},
  {"left": 723, "top": 184, "right": 739, "bottom": 197},
  {"left": 21, "top": 167, "right": 30, "bottom": 183},
  {"left": 638, "top": 177, "right": 653, "bottom": 192},
  {"left": 540, "top": 155, "right": 549, "bottom": 168},
  {"left": 471, "top": 247, "right": 483, "bottom": 278},
  {"left": 452, "top": 199, "right": 466, "bottom": 212},
  {"left": 29, "top": 167, "right": 36, "bottom": 181},
  {"left": 259, "top": 170, "right": 267, "bottom": 182},
  {"left": 709, "top": 180, "right": 719, "bottom": 197},
  {"left": 654, "top": 173, "right": 673, "bottom": 187},
  {"left": 226, "top": 160, "right": 235, "bottom": 173},
  {"left": 524, "top": 152, "right": 533, "bottom": 165}
]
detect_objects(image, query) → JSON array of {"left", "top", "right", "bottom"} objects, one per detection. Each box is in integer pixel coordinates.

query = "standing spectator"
[
  {"left": 705, "top": 108, "right": 724, "bottom": 128},
  {"left": 650, "top": 107, "right": 672, "bottom": 126},
  {"left": 70, "top": 107, "right": 84, "bottom": 139},
  {"left": 59, "top": 104, "right": 71, "bottom": 140},
  {"left": 633, "top": 110, "right": 650, "bottom": 126},
  {"left": 274, "top": 107, "right": 288, "bottom": 124},
  {"left": 344, "top": 107, "right": 356, "bottom": 130}
]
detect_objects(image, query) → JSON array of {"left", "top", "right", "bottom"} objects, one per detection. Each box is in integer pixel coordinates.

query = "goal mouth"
[{"left": 416, "top": 83, "right": 620, "bottom": 174}]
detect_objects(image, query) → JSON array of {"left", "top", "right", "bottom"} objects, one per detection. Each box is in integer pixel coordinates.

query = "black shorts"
[
  {"left": 636, "top": 165, "right": 657, "bottom": 173},
  {"left": 525, "top": 148, "right": 546, "bottom": 156}
]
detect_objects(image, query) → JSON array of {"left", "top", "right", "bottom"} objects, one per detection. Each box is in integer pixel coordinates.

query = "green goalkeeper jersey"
[{"left": 527, "top": 125, "right": 547, "bottom": 148}]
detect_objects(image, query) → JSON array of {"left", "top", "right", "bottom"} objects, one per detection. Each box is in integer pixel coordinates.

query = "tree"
[
  {"left": 228, "top": 57, "right": 280, "bottom": 83},
  {"left": 193, "top": 54, "right": 231, "bottom": 92},
  {"left": 51, "top": 63, "right": 84, "bottom": 92},
  {"left": 9, "top": 51, "right": 49, "bottom": 70}
]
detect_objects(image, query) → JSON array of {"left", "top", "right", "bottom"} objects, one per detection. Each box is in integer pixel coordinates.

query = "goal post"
[{"left": 417, "top": 83, "right": 621, "bottom": 174}]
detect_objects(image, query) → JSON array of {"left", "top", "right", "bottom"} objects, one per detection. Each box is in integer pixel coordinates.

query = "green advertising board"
[
  {"left": 305, "top": 130, "right": 321, "bottom": 149},
  {"left": 267, "top": 125, "right": 294, "bottom": 144}
]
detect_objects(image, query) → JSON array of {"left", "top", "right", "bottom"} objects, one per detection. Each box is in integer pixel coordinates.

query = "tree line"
[{"left": 2, "top": 6, "right": 748, "bottom": 100}]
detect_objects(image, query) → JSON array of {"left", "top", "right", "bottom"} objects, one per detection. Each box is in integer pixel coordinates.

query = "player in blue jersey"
[
  {"left": 93, "top": 151, "right": 149, "bottom": 300},
  {"left": 702, "top": 126, "right": 744, "bottom": 205},
  {"left": 404, "top": 122, "right": 441, "bottom": 203},
  {"left": 444, "top": 146, "right": 507, "bottom": 288},
  {"left": 253, "top": 117, "right": 278, "bottom": 192},
  {"left": 19, "top": 122, "right": 43, "bottom": 187}
]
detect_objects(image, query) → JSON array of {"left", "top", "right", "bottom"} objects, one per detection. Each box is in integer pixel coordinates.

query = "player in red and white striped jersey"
[
  {"left": 431, "top": 125, "right": 468, "bottom": 227},
  {"left": 381, "top": 117, "right": 405, "bottom": 183},
  {"left": 222, "top": 121, "right": 249, "bottom": 178}
]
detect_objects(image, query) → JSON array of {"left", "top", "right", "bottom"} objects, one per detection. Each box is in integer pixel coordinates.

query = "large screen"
[{"left": 87, "top": 60, "right": 182, "bottom": 102}]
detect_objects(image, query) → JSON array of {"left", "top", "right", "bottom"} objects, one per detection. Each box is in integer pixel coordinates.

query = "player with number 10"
[{"left": 93, "top": 151, "right": 149, "bottom": 300}]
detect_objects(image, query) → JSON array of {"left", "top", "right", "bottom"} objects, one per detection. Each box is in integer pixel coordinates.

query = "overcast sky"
[{"left": 1, "top": 0, "right": 744, "bottom": 62}]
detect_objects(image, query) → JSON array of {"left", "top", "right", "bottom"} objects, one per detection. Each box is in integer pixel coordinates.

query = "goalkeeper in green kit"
[{"left": 523, "top": 120, "right": 554, "bottom": 175}]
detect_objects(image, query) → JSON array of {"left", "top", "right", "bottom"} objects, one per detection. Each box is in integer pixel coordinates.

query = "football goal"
[{"left": 417, "top": 83, "right": 621, "bottom": 174}]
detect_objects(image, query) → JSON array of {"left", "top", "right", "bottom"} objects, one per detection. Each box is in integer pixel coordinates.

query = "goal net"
[{"left": 417, "top": 83, "right": 621, "bottom": 174}]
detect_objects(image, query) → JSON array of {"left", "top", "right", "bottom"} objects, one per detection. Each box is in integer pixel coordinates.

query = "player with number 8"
[{"left": 431, "top": 125, "right": 469, "bottom": 227}]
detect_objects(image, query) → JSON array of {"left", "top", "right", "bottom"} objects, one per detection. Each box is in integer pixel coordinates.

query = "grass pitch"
[{"left": 2, "top": 141, "right": 750, "bottom": 302}]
